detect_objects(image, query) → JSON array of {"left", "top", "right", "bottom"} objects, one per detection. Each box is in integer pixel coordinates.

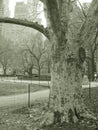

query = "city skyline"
[{"left": 9, "top": 0, "right": 92, "bottom": 17}]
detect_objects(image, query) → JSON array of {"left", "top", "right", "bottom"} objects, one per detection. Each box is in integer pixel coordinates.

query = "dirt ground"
[{"left": 0, "top": 87, "right": 98, "bottom": 130}]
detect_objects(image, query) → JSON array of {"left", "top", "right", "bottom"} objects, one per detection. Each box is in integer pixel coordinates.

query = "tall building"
[
  {"left": 0, "top": 0, "right": 4, "bottom": 34},
  {"left": 3, "top": 0, "right": 10, "bottom": 17},
  {"left": 0, "top": 0, "right": 4, "bottom": 16},
  {"left": 15, "top": 1, "right": 41, "bottom": 23},
  {"left": 14, "top": 2, "right": 28, "bottom": 19},
  {"left": 1, "top": 0, "right": 11, "bottom": 38}
]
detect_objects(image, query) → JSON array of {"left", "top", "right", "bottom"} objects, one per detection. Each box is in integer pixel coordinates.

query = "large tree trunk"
[
  {"left": 3, "top": 67, "right": 7, "bottom": 76},
  {"left": 43, "top": 0, "right": 86, "bottom": 124},
  {"left": 47, "top": 34, "right": 85, "bottom": 123},
  {"left": 28, "top": 66, "right": 33, "bottom": 77}
]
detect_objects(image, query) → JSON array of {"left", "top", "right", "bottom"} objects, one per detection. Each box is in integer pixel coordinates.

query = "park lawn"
[
  {"left": 0, "top": 82, "right": 48, "bottom": 96},
  {"left": 83, "top": 87, "right": 98, "bottom": 116},
  {"left": 0, "top": 87, "right": 98, "bottom": 130}
]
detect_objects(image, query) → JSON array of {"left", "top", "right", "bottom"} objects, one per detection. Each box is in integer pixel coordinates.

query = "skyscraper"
[
  {"left": 0, "top": 0, "right": 4, "bottom": 34},
  {"left": 1, "top": 0, "right": 11, "bottom": 38},
  {"left": 3, "top": 0, "right": 10, "bottom": 17},
  {"left": 14, "top": 2, "right": 28, "bottom": 19},
  {"left": 0, "top": 0, "right": 4, "bottom": 16}
]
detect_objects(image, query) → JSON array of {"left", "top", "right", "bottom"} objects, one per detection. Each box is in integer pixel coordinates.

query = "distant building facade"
[
  {"left": 0, "top": 0, "right": 4, "bottom": 16},
  {"left": 14, "top": 2, "right": 28, "bottom": 19},
  {"left": 0, "top": 0, "right": 4, "bottom": 34}
]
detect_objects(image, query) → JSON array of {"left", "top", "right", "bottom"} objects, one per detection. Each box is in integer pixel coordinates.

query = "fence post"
[
  {"left": 89, "top": 80, "right": 91, "bottom": 100},
  {"left": 28, "top": 84, "right": 31, "bottom": 108}
]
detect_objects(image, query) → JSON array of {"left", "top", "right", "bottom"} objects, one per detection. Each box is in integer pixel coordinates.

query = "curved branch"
[
  {"left": 77, "top": 0, "right": 87, "bottom": 18},
  {"left": 0, "top": 17, "right": 50, "bottom": 39}
]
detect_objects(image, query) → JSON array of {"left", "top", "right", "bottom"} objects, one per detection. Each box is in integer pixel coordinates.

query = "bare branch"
[
  {"left": 25, "top": 44, "right": 38, "bottom": 61},
  {"left": 77, "top": 0, "right": 87, "bottom": 18},
  {"left": 0, "top": 17, "right": 50, "bottom": 39}
]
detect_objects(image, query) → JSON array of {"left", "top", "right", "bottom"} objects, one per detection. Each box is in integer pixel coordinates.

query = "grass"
[
  {"left": 0, "top": 87, "right": 98, "bottom": 130},
  {"left": 0, "top": 82, "right": 49, "bottom": 96}
]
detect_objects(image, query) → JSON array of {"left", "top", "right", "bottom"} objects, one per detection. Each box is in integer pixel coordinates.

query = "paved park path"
[
  {"left": 0, "top": 78, "right": 98, "bottom": 108},
  {"left": 0, "top": 89, "right": 49, "bottom": 108}
]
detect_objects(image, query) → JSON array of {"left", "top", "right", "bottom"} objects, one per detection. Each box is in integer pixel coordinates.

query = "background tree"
[
  {"left": 0, "top": 35, "right": 12, "bottom": 75},
  {"left": 44, "top": 39, "right": 51, "bottom": 74},
  {"left": 77, "top": 1, "right": 98, "bottom": 81},
  {"left": 24, "top": 33, "right": 47, "bottom": 80},
  {"left": 86, "top": 28, "right": 98, "bottom": 81},
  {"left": 22, "top": 50, "right": 34, "bottom": 76},
  {"left": 10, "top": 48, "right": 27, "bottom": 76}
]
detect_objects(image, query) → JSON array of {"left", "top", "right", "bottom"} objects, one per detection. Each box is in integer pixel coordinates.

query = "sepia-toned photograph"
[{"left": 0, "top": 0, "right": 98, "bottom": 129}]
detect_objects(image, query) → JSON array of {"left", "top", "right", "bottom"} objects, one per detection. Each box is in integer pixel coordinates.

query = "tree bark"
[
  {"left": 38, "top": 65, "right": 41, "bottom": 82},
  {"left": 27, "top": 65, "right": 33, "bottom": 77},
  {"left": 47, "top": 32, "right": 85, "bottom": 123},
  {"left": 90, "top": 53, "right": 95, "bottom": 81},
  {"left": 3, "top": 67, "right": 7, "bottom": 76}
]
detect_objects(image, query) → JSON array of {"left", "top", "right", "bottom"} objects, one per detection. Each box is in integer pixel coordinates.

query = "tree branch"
[
  {"left": 25, "top": 44, "right": 38, "bottom": 61},
  {"left": 0, "top": 17, "right": 50, "bottom": 39},
  {"left": 77, "top": 0, "right": 87, "bottom": 18}
]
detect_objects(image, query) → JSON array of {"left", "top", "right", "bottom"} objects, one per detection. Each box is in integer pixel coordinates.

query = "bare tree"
[
  {"left": 24, "top": 33, "right": 46, "bottom": 80},
  {"left": 0, "top": 35, "right": 12, "bottom": 75},
  {"left": 22, "top": 50, "right": 34, "bottom": 76},
  {"left": 0, "top": 53, "right": 10, "bottom": 75}
]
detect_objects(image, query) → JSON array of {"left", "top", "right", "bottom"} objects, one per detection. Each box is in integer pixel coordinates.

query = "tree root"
[
  {"left": 80, "top": 111, "right": 97, "bottom": 121},
  {"left": 38, "top": 108, "right": 97, "bottom": 129},
  {"left": 40, "top": 111, "right": 54, "bottom": 127}
]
